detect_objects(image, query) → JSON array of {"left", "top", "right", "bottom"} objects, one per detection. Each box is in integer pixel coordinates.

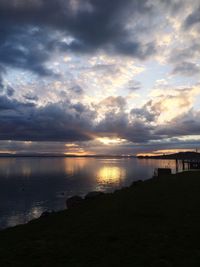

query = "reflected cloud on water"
[{"left": 63, "top": 158, "right": 88, "bottom": 176}]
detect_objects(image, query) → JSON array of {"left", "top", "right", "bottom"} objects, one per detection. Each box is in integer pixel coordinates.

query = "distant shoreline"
[
  {"left": 0, "top": 151, "right": 200, "bottom": 160},
  {"left": 0, "top": 154, "right": 137, "bottom": 158},
  {"left": 137, "top": 151, "right": 200, "bottom": 160}
]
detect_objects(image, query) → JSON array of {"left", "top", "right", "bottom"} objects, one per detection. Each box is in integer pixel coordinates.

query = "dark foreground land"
[{"left": 1, "top": 171, "right": 200, "bottom": 267}]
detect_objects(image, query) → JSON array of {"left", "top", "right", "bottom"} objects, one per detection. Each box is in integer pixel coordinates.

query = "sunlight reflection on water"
[
  {"left": 97, "top": 166, "right": 126, "bottom": 185},
  {"left": 0, "top": 157, "right": 179, "bottom": 229}
]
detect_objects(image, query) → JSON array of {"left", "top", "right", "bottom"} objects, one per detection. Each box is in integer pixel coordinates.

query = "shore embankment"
[{"left": 0, "top": 171, "right": 200, "bottom": 266}]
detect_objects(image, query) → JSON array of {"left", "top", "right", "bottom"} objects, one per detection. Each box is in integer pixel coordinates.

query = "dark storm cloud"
[
  {"left": 0, "top": 94, "right": 159, "bottom": 144},
  {"left": 113, "top": 41, "right": 156, "bottom": 59},
  {"left": 95, "top": 111, "right": 157, "bottom": 143},
  {"left": 0, "top": 96, "right": 95, "bottom": 141},
  {"left": 0, "top": 0, "right": 157, "bottom": 78},
  {"left": 0, "top": 93, "right": 199, "bottom": 145},
  {"left": 0, "top": 26, "right": 55, "bottom": 76},
  {"left": 122, "top": 120, "right": 157, "bottom": 143},
  {"left": 45, "top": 0, "right": 156, "bottom": 56},
  {"left": 0, "top": 95, "right": 34, "bottom": 111}
]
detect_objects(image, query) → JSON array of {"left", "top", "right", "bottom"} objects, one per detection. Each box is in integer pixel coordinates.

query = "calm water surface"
[{"left": 0, "top": 157, "right": 178, "bottom": 229}]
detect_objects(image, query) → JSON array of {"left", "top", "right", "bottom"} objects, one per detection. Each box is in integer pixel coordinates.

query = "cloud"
[
  {"left": 149, "top": 86, "right": 200, "bottom": 123},
  {"left": 0, "top": 26, "right": 56, "bottom": 76},
  {"left": 131, "top": 100, "right": 160, "bottom": 122},
  {"left": 69, "top": 85, "right": 84, "bottom": 95},
  {"left": 96, "top": 96, "right": 126, "bottom": 112},
  {"left": 0, "top": 65, "right": 6, "bottom": 89},
  {"left": 0, "top": 0, "right": 200, "bottom": 155},
  {"left": 0, "top": 0, "right": 198, "bottom": 79},
  {"left": 168, "top": 42, "right": 200, "bottom": 65},
  {"left": 0, "top": 0, "right": 157, "bottom": 77},
  {"left": 6, "top": 86, "right": 15, "bottom": 97},
  {"left": 155, "top": 110, "right": 200, "bottom": 137},
  {"left": 0, "top": 89, "right": 199, "bottom": 154},
  {"left": 0, "top": 95, "right": 95, "bottom": 141},
  {"left": 152, "top": 1, "right": 200, "bottom": 77},
  {"left": 184, "top": 6, "right": 200, "bottom": 29},
  {"left": 95, "top": 109, "right": 157, "bottom": 143},
  {"left": 172, "top": 61, "right": 200, "bottom": 76},
  {"left": 0, "top": 94, "right": 158, "bottom": 144},
  {"left": 23, "top": 92, "right": 39, "bottom": 102},
  {"left": 113, "top": 41, "right": 156, "bottom": 59},
  {"left": 127, "top": 80, "right": 142, "bottom": 91}
]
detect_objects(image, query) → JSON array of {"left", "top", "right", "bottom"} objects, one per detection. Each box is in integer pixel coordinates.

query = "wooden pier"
[{"left": 176, "top": 158, "right": 200, "bottom": 171}]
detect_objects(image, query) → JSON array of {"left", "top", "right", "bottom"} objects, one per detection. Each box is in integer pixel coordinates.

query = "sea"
[{"left": 0, "top": 157, "right": 179, "bottom": 229}]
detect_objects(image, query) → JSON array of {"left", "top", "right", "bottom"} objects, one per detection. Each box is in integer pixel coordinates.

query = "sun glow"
[
  {"left": 97, "top": 137, "right": 126, "bottom": 145},
  {"left": 65, "top": 143, "right": 79, "bottom": 148},
  {"left": 64, "top": 143, "right": 92, "bottom": 156},
  {"left": 0, "top": 150, "right": 16, "bottom": 154},
  {"left": 64, "top": 151, "right": 90, "bottom": 156}
]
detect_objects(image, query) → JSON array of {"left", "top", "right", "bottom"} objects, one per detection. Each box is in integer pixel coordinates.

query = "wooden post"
[
  {"left": 182, "top": 160, "right": 185, "bottom": 170},
  {"left": 175, "top": 159, "right": 178, "bottom": 173}
]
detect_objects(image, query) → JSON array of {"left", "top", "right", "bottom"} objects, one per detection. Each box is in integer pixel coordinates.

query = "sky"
[{"left": 0, "top": 0, "right": 200, "bottom": 156}]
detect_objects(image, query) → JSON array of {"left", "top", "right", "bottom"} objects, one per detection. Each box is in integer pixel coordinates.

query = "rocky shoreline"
[{"left": 1, "top": 171, "right": 200, "bottom": 266}]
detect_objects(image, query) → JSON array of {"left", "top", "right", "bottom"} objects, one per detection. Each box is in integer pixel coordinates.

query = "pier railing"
[{"left": 176, "top": 158, "right": 200, "bottom": 171}]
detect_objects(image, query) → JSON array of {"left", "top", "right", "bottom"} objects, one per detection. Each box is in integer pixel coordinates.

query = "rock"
[
  {"left": 157, "top": 168, "right": 172, "bottom": 177},
  {"left": 66, "top": 195, "right": 83, "bottom": 209},
  {"left": 40, "top": 211, "right": 51, "bottom": 218},
  {"left": 131, "top": 180, "right": 143, "bottom": 186},
  {"left": 85, "top": 191, "right": 105, "bottom": 200}
]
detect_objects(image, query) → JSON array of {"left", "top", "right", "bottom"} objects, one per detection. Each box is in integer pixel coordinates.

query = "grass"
[{"left": 0, "top": 171, "right": 200, "bottom": 266}]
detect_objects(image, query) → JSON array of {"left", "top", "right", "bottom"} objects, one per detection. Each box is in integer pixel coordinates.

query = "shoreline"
[{"left": 1, "top": 170, "right": 200, "bottom": 266}]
